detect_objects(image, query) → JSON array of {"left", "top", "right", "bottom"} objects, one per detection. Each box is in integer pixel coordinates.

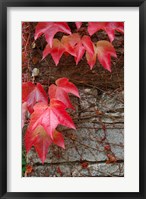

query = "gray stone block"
[{"left": 26, "top": 162, "right": 124, "bottom": 177}]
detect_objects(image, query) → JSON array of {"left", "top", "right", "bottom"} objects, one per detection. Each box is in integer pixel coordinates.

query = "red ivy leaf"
[
  {"left": 55, "top": 78, "right": 80, "bottom": 98},
  {"left": 96, "top": 40, "right": 117, "bottom": 72},
  {"left": 88, "top": 22, "right": 124, "bottom": 42},
  {"left": 62, "top": 33, "right": 94, "bottom": 64},
  {"left": 35, "top": 22, "right": 71, "bottom": 47},
  {"left": 25, "top": 126, "right": 65, "bottom": 164},
  {"left": 53, "top": 130, "right": 65, "bottom": 149},
  {"left": 26, "top": 165, "right": 33, "bottom": 174},
  {"left": 75, "top": 22, "right": 82, "bottom": 30},
  {"left": 22, "top": 102, "right": 27, "bottom": 128},
  {"left": 49, "top": 77, "right": 80, "bottom": 109},
  {"left": 104, "top": 22, "right": 124, "bottom": 42},
  {"left": 22, "top": 82, "right": 48, "bottom": 113},
  {"left": 86, "top": 40, "right": 117, "bottom": 71},
  {"left": 27, "top": 99, "right": 76, "bottom": 139},
  {"left": 88, "top": 22, "right": 107, "bottom": 36},
  {"left": 106, "top": 154, "right": 117, "bottom": 164},
  {"left": 42, "top": 39, "right": 65, "bottom": 65},
  {"left": 81, "top": 162, "right": 89, "bottom": 169},
  {"left": 104, "top": 145, "right": 111, "bottom": 151},
  {"left": 61, "top": 33, "right": 80, "bottom": 57},
  {"left": 81, "top": 35, "right": 94, "bottom": 56},
  {"left": 35, "top": 22, "right": 52, "bottom": 39},
  {"left": 25, "top": 125, "right": 52, "bottom": 164},
  {"left": 86, "top": 50, "right": 96, "bottom": 70},
  {"left": 74, "top": 41, "right": 85, "bottom": 64}
]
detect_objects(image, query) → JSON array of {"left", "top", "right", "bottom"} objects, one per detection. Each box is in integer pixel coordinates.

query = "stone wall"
[
  {"left": 26, "top": 87, "right": 124, "bottom": 177},
  {"left": 22, "top": 23, "right": 124, "bottom": 177}
]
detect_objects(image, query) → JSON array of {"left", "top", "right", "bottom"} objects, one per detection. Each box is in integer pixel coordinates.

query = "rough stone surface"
[
  {"left": 26, "top": 88, "right": 124, "bottom": 177},
  {"left": 27, "top": 162, "right": 124, "bottom": 177}
]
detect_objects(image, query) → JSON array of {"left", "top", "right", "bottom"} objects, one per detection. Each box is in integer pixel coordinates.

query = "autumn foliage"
[{"left": 22, "top": 22, "right": 124, "bottom": 163}]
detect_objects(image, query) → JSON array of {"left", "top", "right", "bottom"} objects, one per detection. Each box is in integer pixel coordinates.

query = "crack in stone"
[{"left": 32, "top": 160, "right": 124, "bottom": 167}]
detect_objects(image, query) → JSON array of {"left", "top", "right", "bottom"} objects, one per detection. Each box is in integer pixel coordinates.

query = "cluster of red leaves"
[
  {"left": 22, "top": 78, "right": 80, "bottom": 163},
  {"left": 35, "top": 22, "right": 123, "bottom": 71}
]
